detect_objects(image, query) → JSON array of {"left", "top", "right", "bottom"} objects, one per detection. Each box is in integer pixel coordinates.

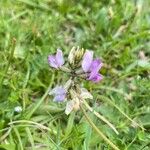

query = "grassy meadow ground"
[{"left": 0, "top": 0, "right": 150, "bottom": 149}]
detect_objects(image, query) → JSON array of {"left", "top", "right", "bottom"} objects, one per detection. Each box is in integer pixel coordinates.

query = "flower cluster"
[{"left": 48, "top": 47, "right": 103, "bottom": 115}]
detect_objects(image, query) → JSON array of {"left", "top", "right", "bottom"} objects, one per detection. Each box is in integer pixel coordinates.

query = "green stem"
[
  {"left": 80, "top": 104, "right": 120, "bottom": 150},
  {"left": 0, "top": 38, "right": 16, "bottom": 93},
  {"left": 83, "top": 100, "right": 119, "bottom": 135},
  {"left": 98, "top": 95, "right": 145, "bottom": 131},
  {"left": 26, "top": 83, "right": 51, "bottom": 119}
]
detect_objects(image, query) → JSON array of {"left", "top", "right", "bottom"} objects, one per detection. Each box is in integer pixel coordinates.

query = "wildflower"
[
  {"left": 49, "top": 86, "right": 66, "bottom": 102},
  {"left": 82, "top": 50, "right": 103, "bottom": 83},
  {"left": 48, "top": 49, "right": 64, "bottom": 69},
  {"left": 14, "top": 106, "right": 22, "bottom": 113}
]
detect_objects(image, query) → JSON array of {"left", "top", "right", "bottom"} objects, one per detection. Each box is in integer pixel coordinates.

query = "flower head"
[
  {"left": 48, "top": 47, "right": 103, "bottom": 115},
  {"left": 82, "top": 50, "right": 103, "bottom": 83},
  {"left": 48, "top": 49, "right": 64, "bottom": 69},
  {"left": 49, "top": 86, "right": 66, "bottom": 102}
]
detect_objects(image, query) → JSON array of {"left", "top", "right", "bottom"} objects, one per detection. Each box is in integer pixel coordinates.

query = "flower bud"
[
  {"left": 65, "top": 100, "right": 74, "bottom": 115},
  {"left": 69, "top": 89, "right": 80, "bottom": 111},
  {"left": 60, "top": 66, "right": 71, "bottom": 73},
  {"left": 75, "top": 47, "right": 84, "bottom": 62},
  {"left": 80, "top": 88, "right": 93, "bottom": 99},
  {"left": 64, "top": 79, "right": 73, "bottom": 91},
  {"left": 68, "top": 47, "right": 84, "bottom": 66},
  {"left": 73, "top": 97, "right": 80, "bottom": 111},
  {"left": 69, "top": 89, "right": 77, "bottom": 99},
  {"left": 68, "top": 47, "right": 76, "bottom": 65}
]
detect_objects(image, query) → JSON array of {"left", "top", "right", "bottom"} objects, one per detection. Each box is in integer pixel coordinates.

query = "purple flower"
[
  {"left": 48, "top": 49, "right": 64, "bottom": 68},
  {"left": 82, "top": 50, "right": 103, "bottom": 83},
  {"left": 49, "top": 86, "right": 66, "bottom": 102}
]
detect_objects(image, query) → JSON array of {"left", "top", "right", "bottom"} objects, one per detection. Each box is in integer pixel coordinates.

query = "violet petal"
[
  {"left": 90, "top": 59, "right": 103, "bottom": 73},
  {"left": 88, "top": 73, "right": 103, "bottom": 83},
  {"left": 56, "top": 49, "right": 64, "bottom": 67},
  {"left": 54, "top": 94, "right": 66, "bottom": 102},
  {"left": 55, "top": 86, "right": 65, "bottom": 95},
  {"left": 49, "top": 86, "right": 65, "bottom": 95},
  {"left": 82, "top": 50, "right": 93, "bottom": 72},
  {"left": 48, "top": 55, "right": 58, "bottom": 68},
  {"left": 49, "top": 86, "right": 66, "bottom": 102}
]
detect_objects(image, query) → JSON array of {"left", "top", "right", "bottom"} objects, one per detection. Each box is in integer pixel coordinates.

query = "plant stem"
[
  {"left": 0, "top": 38, "right": 16, "bottom": 94},
  {"left": 83, "top": 100, "right": 119, "bottom": 135},
  {"left": 80, "top": 104, "right": 120, "bottom": 150},
  {"left": 25, "top": 83, "right": 51, "bottom": 119},
  {"left": 98, "top": 95, "right": 145, "bottom": 131}
]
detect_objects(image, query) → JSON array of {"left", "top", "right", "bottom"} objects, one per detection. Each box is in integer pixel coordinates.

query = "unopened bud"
[
  {"left": 64, "top": 79, "right": 73, "bottom": 91},
  {"left": 75, "top": 47, "right": 84, "bottom": 61},
  {"left": 60, "top": 66, "right": 71, "bottom": 73},
  {"left": 68, "top": 47, "right": 76, "bottom": 65},
  {"left": 73, "top": 97, "right": 80, "bottom": 111},
  {"left": 80, "top": 88, "right": 93, "bottom": 99},
  {"left": 68, "top": 47, "right": 84, "bottom": 66},
  {"left": 69, "top": 89, "right": 77, "bottom": 99}
]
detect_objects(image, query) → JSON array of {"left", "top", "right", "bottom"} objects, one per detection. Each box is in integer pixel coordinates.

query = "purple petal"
[
  {"left": 48, "top": 55, "right": 58, "bottom": 68},
  {"left": 90, "top": 59, "right": 103, "bottom": 73},
  {"left": 56, "top": 49, "right": 64, "bottom": 67},
  {"left": 82, "top": 50, "right": 93, "bottom": 72},
  {"left": 49, "top": 86, "right": 65, "bottom": 95},
  {"left": 88, "top": 73, "right": 103, "bottom": 83},
  {"left": 49, "top": 86, "right": 66, "bottom": 102},
  {"left": 54, "top": 94, "right": 66, "bottom": 102}
]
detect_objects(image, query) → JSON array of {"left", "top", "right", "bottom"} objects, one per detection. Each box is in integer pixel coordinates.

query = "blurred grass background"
[{"left": 0, "top": 0, "right": 150, "bottom": 149}]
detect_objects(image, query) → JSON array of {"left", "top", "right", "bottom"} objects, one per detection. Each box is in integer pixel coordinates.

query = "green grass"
[{"left": 0, "top": 0, "right": 150, "bottom": 149}]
